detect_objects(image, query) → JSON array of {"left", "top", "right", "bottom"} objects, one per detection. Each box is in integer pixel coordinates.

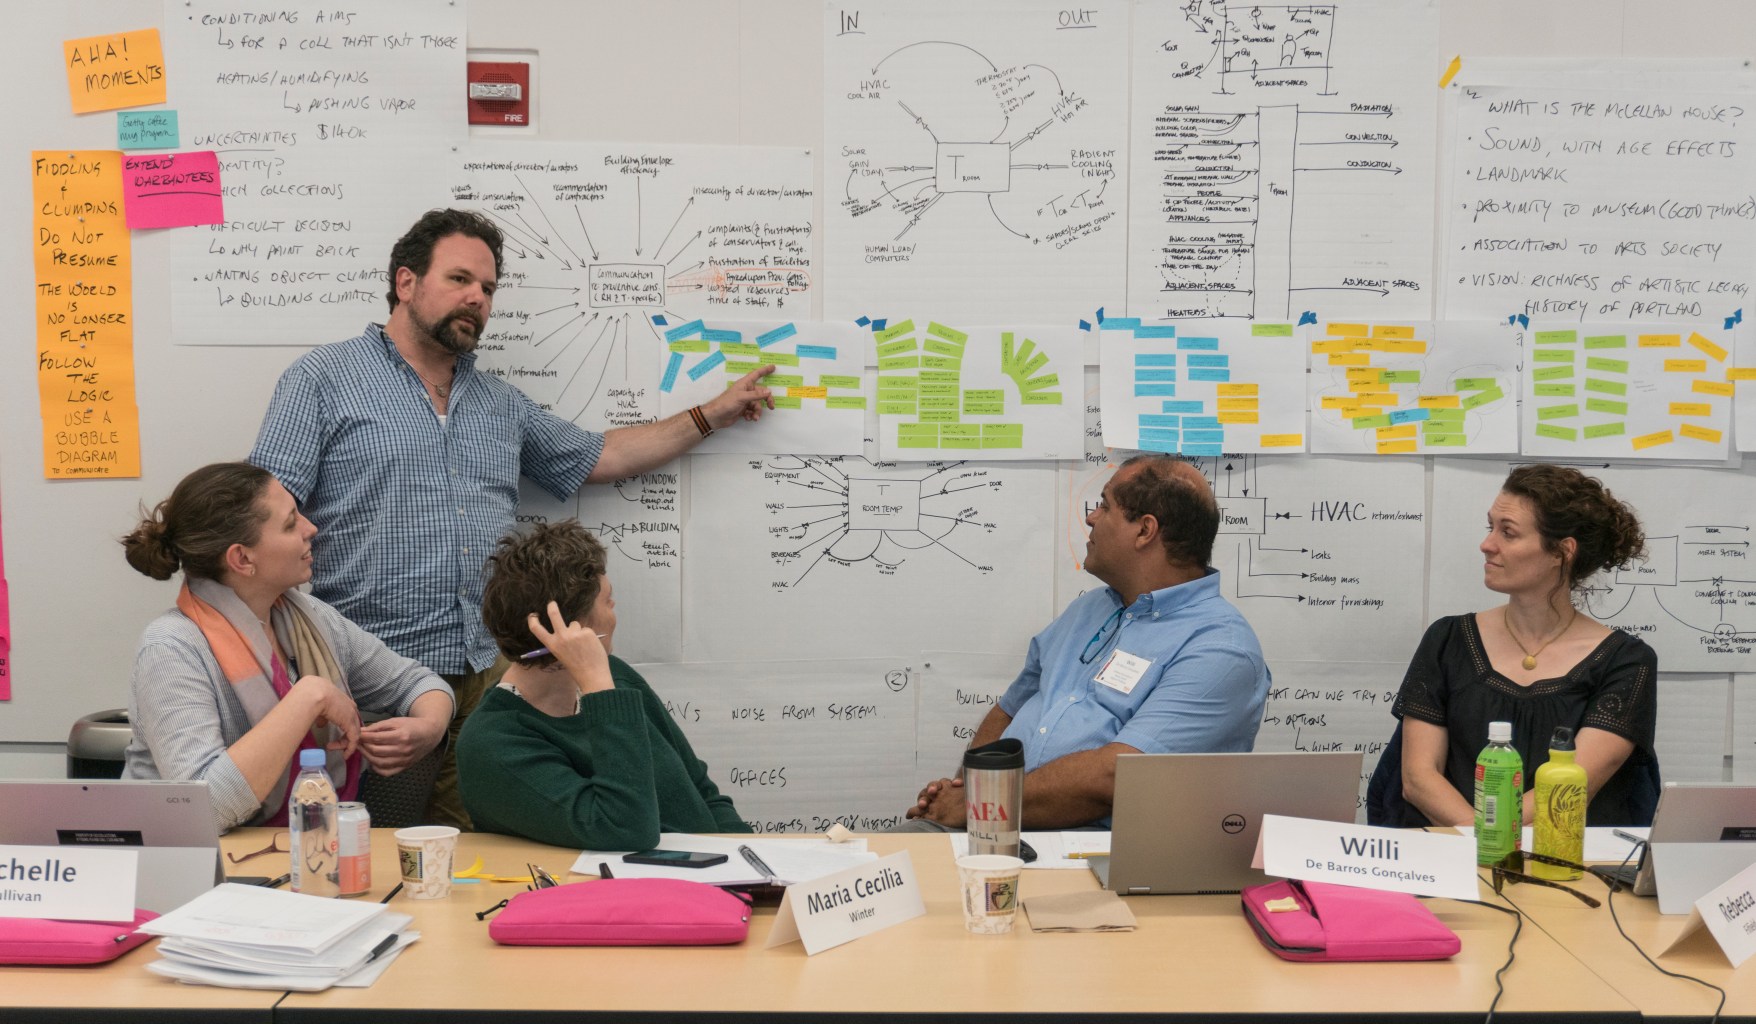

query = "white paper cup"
[
  {"left": 395, "top": 825, "right": 459, "bottom": 899},
  {"left": 956, "top": 854, "right": 1023, "bottom": 934}
]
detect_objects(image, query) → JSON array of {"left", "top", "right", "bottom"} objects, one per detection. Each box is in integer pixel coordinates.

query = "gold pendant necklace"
[{"left": 1507, "top": 607, "right": 1577, "bottom": 670}]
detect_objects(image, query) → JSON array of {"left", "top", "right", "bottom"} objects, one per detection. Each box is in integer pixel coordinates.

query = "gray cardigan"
[{"left": 122, "top": 592, "right": 453, "bottom": 831}]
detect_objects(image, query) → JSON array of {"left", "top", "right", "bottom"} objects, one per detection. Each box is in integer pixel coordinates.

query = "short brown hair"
[
  {"left": 121, "top": 462, "right": 274, "bottom": 581},
  {"left": 1113, "top": 455, "right": 1219, "bottom": 568},
  {"left": 1502, "top": 464, "right": 1646, "bottom": 591},
  {"left": 481, "top": 520, "right": 608, "bottom": 664},
  {"left": 386, "top": 209, "right": 504, "bottom": 311}
]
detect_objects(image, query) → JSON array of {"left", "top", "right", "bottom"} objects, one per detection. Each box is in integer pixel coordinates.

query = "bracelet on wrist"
[{"left": 688, "top": 405, "right": 713, "bottom": 437}]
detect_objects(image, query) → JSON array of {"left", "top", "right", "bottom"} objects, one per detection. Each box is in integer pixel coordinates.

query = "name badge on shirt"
[{"left": 1094, "top": 649, "right": 1153, "bottom": 695}]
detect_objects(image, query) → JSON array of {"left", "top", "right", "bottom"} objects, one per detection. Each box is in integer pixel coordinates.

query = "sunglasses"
[
  {"left": 1489, "top": 850, "right": 1626, "bottom": 908},
  {"left": 226, "top": 831, "right": 291, "bottom": 864}
]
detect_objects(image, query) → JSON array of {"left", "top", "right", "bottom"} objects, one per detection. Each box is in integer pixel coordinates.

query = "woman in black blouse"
[{"left": 1393, "top": 464, "right": 1658, "bottom": 827}]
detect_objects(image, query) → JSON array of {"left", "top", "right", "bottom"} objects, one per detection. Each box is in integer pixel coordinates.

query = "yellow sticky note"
[
  {"left": 1693, "top": 379, "right": 1735, "bottom": 397},
  {"left": 1259, "top": 434, "right": 1303, "bottom": 448},
  {"left": 1372, "top": 324, "right": 1415, "bottom": 340},
  {"left": 1376, "top": 439, "right": 1418, "bottom": 455},
  {"left": 1319, "top": 395, "right": 1356, "bottom": 410},
  {"left": 1217, "top": 411, "right": 1260, "bottom": 424},
  {"left": 1680, "top": 423, "right": 1723, "bottom": 443},
  {"left": 1216, "top": 383, "right": 1259, "bottom": 397},
  {"left": 787, "top": 386, "right": 829, "bottom": 400},
  {"left": 1727, "top": 368, "right": 1756, "bottom": 381},
  {"left": 64, "top": 29, "right": 166, "bottom": 114},
  {"left": 1688, "top": 332, "right": 1729, "bottom": 362},
  {"left": 1664, "top": 359, "right": 1708, "bottom": 374},
  {"left": 1327, "top": 323, "right": 1369, "bottom": 337},
  {"left": 1631, "top": 430, "right": 1674, "bottom": 450},
  {"left": 1669, "top": 402, "right": 1713, "bottom": 417},
  {"left": 1418, "top": 394, "right": 1461, "bottom": 409},
  {"left": 1378, "top": 339, "right": 1430, "bottom": 354},
  {"left": 1439, "top": 55, "right": 1463, "bottom": 89},
  {"left": 1327, "top": 352, "right": 1369, "bottom": 366},
  {"left": 1638, "top": 334, "right": 1681, "bottom": 348},
  {"left": 1310, "top": 339, "right": 1356, "bottom": 354},
  {"left": 1376, "top": 424, "right": 1417, "bottom": 440},
  {"left": 1217, "top": 397, "right": 1259, "bottom": 411}
]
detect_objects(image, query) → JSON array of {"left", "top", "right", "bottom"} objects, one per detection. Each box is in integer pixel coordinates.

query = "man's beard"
[{"left": 416, "top": 307, "right": 485, "bottom": 355}]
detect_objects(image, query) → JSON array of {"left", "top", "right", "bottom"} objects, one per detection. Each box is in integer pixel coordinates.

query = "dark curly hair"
[
  {"left": 120, "top": 462, "right": 274, "bottom": 581},
  {"left": 1501, "top": 464, "right": 1646, "bottom": 593},
  {"left": 1112, "top": 455, "right": 1220, "bottom": 568},
  {"left": 385, "top": 208, "right": 504, "bottom": 311},
  {"left": 480, "top": 520, "right": 608, "bottom": 666}
]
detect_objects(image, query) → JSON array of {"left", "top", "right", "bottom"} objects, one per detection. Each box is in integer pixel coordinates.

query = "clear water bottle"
[
  {"left": 289, "top": 748, "right": 340, "bottom": 897},
  {"left": 1474, "top": 721, "right": 1523, "bottom": 867}
]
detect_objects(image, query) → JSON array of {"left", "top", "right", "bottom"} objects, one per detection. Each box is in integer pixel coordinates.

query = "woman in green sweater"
[{"left": 456, "top": 521, "right": 748, "bottom": 849}]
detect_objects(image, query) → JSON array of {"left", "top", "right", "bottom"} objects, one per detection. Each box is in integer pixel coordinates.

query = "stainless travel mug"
[{"left": 963, "top": 738, "right": 1024, "bottom": 857}]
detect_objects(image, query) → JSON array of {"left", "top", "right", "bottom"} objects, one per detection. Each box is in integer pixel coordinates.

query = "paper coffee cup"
[
  {"left": 956, "top": 854, "right": 1023, "bottom": 934},
  {"left": 395, "top": 825, "right": 459, "bottom": 899}
]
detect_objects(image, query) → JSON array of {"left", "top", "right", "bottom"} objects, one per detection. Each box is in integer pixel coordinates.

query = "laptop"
[
  {"left": 1091, "top": 751, "right": 1363, "bottom": 895},
  {"left": 1631, "top": 783, "right": 1756, "bottom": 914},
  {"left": 0, "top": 779, "right": 226, "bottom": 913}
]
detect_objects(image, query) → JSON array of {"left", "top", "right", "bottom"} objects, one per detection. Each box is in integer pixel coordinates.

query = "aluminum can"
[
  {"left": 337, "top": 801, "right": 372, "bottom": 897},
  {"left": 962, "top": 738, "right": 1024, "bottom": 858}
]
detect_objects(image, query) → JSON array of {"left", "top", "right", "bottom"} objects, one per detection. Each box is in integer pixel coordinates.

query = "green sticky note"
[
  {"left": 897, "top": 434, "right": 939, "bottom": 448},
  {"left": 897, "top": 423, "right": 937, "bottom": 436},
  {"left": 1535, "top": 423, "right": 1578, "bottom": 441},
  {"left": 763, "top": 374, "right": 803, "bottom": 387},
  {"left": 819, "top": 375, "right": 860, "bottom": 389},
  {"left": 1533, "top": 349, "right": 1577, "bottom": 363},
  {"left": 724, "top": 361, "right": 760, "bottom": 374},
  {"left": 941, "top": 424, "right": 981, "bottom": 439},
  {"left": 877, "top": 389, "right": 917, "bottom": 404},
  {"left": 1453, "top": 378, "right": 1497, "bottom": 391},
  {"left": 876, "top": 376, "right": 917, "bottom": 391},
  {"left": 1020, "top": 391, "right": 1063, "bottom": 405},
  {"left": 876, "top": 338, "right": 918, "bottom": 358},
  {"left": 771, "top": 396, "right": 802, "bottom": 409},
  {"left": 669, "top": 339, "right": 710, "bottom": 353},
  {"left": 1423, "top": 434, "right": 1467, "bottom": 447},
  {"left": 918, "top": 381, "right": 960, "bottom": 397},
  {"left": 1425, "top": 408, "right": 1465, "bottom": 423},
  {"left": 1353, "top": 414, "right": 1392, "bottom": 429},
  {"left": 921, "top": 355, "right": 961, "bottom": 371},
  {"left": 1531, "top": 365, "right": 1574, "bottom": 381},
  {"left": 982, "top": 434, "right": 1025, "bottom": 449},
  {"left": 826, "top": 396, "right": 867, "bottom": 410},
  {"left": 962, "top": 401, "right": 1004, "bottom": 416},
  {"left": 920, "top": 371, "right": 961, "bottom": 383},
  {"left": 1461, "top": 386, "right": 1505, "bottom": 410},
  {"left": 1018, "top": 353, "right": 1050, "bottom": 379},
  {"left": 962, "top": 389, "right": 1003, "bottom": 403},
  {"left": 875, "top": 320, "right": 915, "bottom": 343},
  {"left": 762, "top": 351, "right": 800, "bottom": 367},
  {"left": 918, "top": 396, "right": 958, "bottom": 411},
  {"left": 1533, "top": 383, "right": 1576, "bottom": 397},
  {"left": 924, "top": 339, "right": 963, "bottom": 357},
  {"left": 877, "top": 356, "right": 919, "bottom": 371},
  {"left": 1586, "top": 357, "right": 1629, "bottom": 374},
  {"left": 941, "top": 435, "right": 982, "bottom": 449},
  {"left": 1583, "top": 377, "right": 1627, "bottom": 396},
  {"left": 718, "top": 342, "right": 760, "bottom": 357},
  {"left": 1382, "top": 370, "right": 1421, "bottom": 385},
  {"left": 1534, "top": 330, "right": 1578, "bottom": 345},
  {"left": 1537, "top": 404, "right": 1579, "bottom": 420},
  {"left": 1585, "top": 398, "right": 1628, "bottom": 415},
  {"left": 918, "top": 409, "right": 959, "bottom": 423},
  {"left": 1021, "top": 374, "right": 1060, "bottom": 391},
  {"left": 1583, "top": 422, "right": 1626, "bottom": 439},
  {"left": 1252, "top": 323, "right": 1294, "bottom": 337},
  {"left": 1583, "top": 334, "right": 1627, "bottom": 349},
  {"left": 877, "top": 402, "right": 917, "bottom": 416},
  {"left": 927, "top": 322, "right": 968, "bottom": 343}
]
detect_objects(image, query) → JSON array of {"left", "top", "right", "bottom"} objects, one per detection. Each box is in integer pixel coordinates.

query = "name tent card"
[
  {"left": 0, "top": 844, "right": 137, "bottom": 922},
  {"left": 1662, "top": 858, "right": 1756, "bottom": 967},
  {"left": 1257, "top": 815, "right": 1479, "bottom": 901},
  {"left": 766, "top": 851, "right": 925, "bottom": 955}
]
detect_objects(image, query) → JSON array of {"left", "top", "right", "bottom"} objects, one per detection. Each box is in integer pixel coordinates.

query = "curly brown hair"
[
  {"left": 1501, "top": 464, "right": 1646, "bottom": 592},
  {"left": 120, "top": 462, "right": 273, "bottom": 581},
  {"left": 385, "top": 208, "right": 504, "bottom": 311},
  {"left": 480, "top": 520, "right": 608, "bottom": 665}
]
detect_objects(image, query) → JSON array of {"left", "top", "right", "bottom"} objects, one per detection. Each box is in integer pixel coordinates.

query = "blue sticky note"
[
  {"left": 118, "top": 110, "right": 178, "bottom": 151},
  {"left": 1182, "top": 442, "right": 1224, "bottom": 456},
  {"left": 1161, "top": 401, "right": 1205, "bottom": 414},
  {"left": 1134, "top": 354, "right": 1178, "bottom": 367},
  {"left": 1134, "top": 369, "right": 1178, "bottom": 382},
  {"left": 703, "top": 329, "right": 741, "bottom": 344},
  {"left": 660, "top": 352, "right": 684, "bottom": 393},
  {"left": 687, "top": 351, "right": 726, "bottom": 381},
  {"left": 1137, "top": 427, "right": 1181, "bottom": 443},
  {"left": 795, "top": 345, "right": 837, "bottom": 360},
  {"left": 1183, "top": 417, "right": 1222, "bottom": 431},
  {"left": 1138, "top": 414, "right": 1181, "bottom": 428},
  {"left": 1138, "top": 438, "right": 1182, "bottom": 454},
  {"left": 1187, "top": 368, "right": 1232, "bottom": 382},
  {"left": 757, "top": 324, "right": 798, "bottom": 347},
  {"left": 1134, "top": 384, "right": 1178, "bottom": 397},
  {"left": 664, "top": 319, "right": 705, "bottom": 342},
  {"left": 1185, "top": 354, "right": 1229, "bottom": 368},
  {"left": 1177, "top": 336, "right": 1221, "bottom": 351},
  {"left": 1133, "top": 325, "right": 1177, "bottom": 339},
  {"left": 1389, "top": 408, "right": 1431, "bottom": 425},
  {"left": 1100, "top": 317, "right": 1143, "bottom": 330}
]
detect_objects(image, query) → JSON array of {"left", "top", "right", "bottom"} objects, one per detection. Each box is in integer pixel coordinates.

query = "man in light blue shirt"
[{"left": 907, "top": 455, "right": 1270, "bottom": 829}]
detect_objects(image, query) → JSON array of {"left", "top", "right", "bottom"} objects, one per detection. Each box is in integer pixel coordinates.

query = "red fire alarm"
[{"left": 467, "top": 61, "right": 531, "bottom": 126}]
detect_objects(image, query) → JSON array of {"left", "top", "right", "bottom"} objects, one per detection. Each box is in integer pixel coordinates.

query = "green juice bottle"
[
  {"left": 1532, "top": 727, "right": 1587, "bottom": 880},
  {"left": 1474, "top": 720, "right": 1523, "bottom": 866}
]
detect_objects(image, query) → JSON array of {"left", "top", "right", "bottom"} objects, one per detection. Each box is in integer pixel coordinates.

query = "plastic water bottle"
[
  {"left": 1474, "top": 721, "right": 1523, "bottom": 867},
  {"left": 289, "top": 748, "right": 341, "bottom": 897},
  {"left": 1532, "top": 727, "right": 1587, "bottom": 880}
]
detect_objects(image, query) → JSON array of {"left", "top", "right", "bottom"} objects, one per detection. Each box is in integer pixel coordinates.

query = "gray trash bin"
[{"left": 68, "top": 709, "right": 131, "bottom": 779}]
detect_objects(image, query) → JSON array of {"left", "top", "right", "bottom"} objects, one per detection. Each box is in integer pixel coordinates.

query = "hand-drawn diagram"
[
  {"left": 446, "top": 143, "right": 814, "bottom": 431},
  {"left": 682, "top": 454, "right": 1054, "bottom": 662},
  {"left": 1432, "top": 460, "right": 1756, "bottom": 673},
  {"left": 1519, "top": 322, "right": 1733, "bottom": 461},
  {"left": 654, "top": 319, "right": 868, "bottom": 455},
  {"left": 1097, "top": 317, "right": 1307, "bottom": 454},
  {"left": 870, "top": 319, "right": 1083, "bottom": 460},
  {"left": 825, "top": 2, "right": 1128, "bottom": 322},
  {"left": 1308, "top": 320, "right": 1520, "bottom": 455},
  {"left": 1129, "top": 1, "right": 1437, "bottom": 322}
]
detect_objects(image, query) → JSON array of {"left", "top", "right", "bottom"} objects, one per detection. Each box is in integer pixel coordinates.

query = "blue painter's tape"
[
  {"left": 1134, "top": 353, "right": 1178, "bottom": 366},
  {"left": 687, "top": 350, "right": 726, "bottom": 381},
  {"left": 660, "top": 352, "right": 683, "bottom": 393},
  {"left": 1100, "top": 317, "right": 1143, "bottom": 330},
  {"left": 856, "top": 316, "right": 871, "bottom": 327},
  {"left": 1133, "top": 325, "right": 1177, "bottom": 338},
  {"left": 1134, "top": 384, "right": 1178, "bottom": 397},
  {"left": 664, "top": 319, "right": 705, "bottom": 342},
  {"left": 1078, "top": 319, "right": 1092, "bottom": 331},
  {"left": 872, "top": 318, "right": 888, "bottom": 332},
  {"left": 757, "top": 324, "right": 798, "bottom": 347},
  {"left": 1298, "top": 311, "right": 1317, "bottom": 326},
  {"left": 1096, "top": 307, "right": 1106, "bottom": 323},
  {"left": 1138, "top": 414, "right": 1181, "bottom": 427},
  {"left": 1389, "top": 407, "right": 1431, "bottom": 425},
  {"left": 1134, "top": 369, "right": 1178, "bottom": 382},
  {"left": 652, "top": 315, "right": 669, "bottom": 326},
  {"left": 1161, "top": 401, "right": 1205, "bottom": 414},
  {"left": 1185, "top": 354, "right": 1229, "bottom": 368},
  {"left": 1187, "top": 368, "right": 1232, "bottom": 382},
  {"left": 1177, "top": 336, "right": 1220, "bottom": 351},
  {"left": 795, "top": 345, "right": 837, "bottom": 360}
]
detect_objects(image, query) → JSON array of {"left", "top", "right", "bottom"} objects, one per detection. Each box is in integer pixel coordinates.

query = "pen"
[
  {"left": 1063, "top": 852, "right": 1110, "bottom": 860},
  {"left": 521, "top": 634, "right": 610, "bottom": 659},
  {"left": 380, "top": 882, "right": 403, "bottom": 903},
  {"left": 266, "top": 873, "right": 291, "bottom": 888},
  {"left": 1612, "top": 828, "right": 1647, "bottom": 846},
  {"left": 739, "top": 844, "right": 776, "bottom": 881},
  {"left": 598, "top": 861, "right": 614, "bottom": 880},
  {"left": 366, "top": 932, "right": 399, "bottom": 963}
]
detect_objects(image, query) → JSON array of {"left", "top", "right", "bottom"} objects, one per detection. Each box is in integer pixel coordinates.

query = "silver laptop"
[
  {"left": 0, "top": 779, "right": 226, "bottom": 913},
  {"left": 1631, "top": 783, "right": 1756, "bottom": 914},
  {"left": 1092, "top": 751, "right": 1363, "bottom": 895}
]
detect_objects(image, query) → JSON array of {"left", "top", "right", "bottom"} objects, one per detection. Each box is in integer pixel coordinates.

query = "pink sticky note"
[
  {"left": 121, "top": 150, "right": 223, "bottom": 229},
  {"left": 0, "top": 578, "right": 10, "bottom": 701}
]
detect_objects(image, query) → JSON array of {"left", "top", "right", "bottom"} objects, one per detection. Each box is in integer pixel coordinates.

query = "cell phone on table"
[{"left": 624, "top": 849, "right": 729, "bottom": 869}]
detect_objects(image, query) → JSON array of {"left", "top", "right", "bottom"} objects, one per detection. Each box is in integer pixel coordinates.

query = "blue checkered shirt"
[{"left": 250, "top": 324, "right": 603, "bottom": 673}]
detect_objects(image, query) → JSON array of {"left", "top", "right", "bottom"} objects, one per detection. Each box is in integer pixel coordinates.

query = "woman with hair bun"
[
  {"left": 1391, "top": 464, "right": 1659, "bottom": 827},
  {"left": 121, "top": 462, "right": 453, "bottom": 831}
]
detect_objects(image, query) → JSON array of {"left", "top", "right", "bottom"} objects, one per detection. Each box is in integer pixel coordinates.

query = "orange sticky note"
[
  {"left": 786, "top": 386, "right": 829, "bottom": 400},
  {"left": 1375, "top": 424, "right": 1417, "bottom": 441},
  {"left": 1376, "top": 439, "right": 1418, "bottom": 454},
  {"left": 1669, "top": 403, "right": 1713, "bottom": 417},
  {"left": 1631, "top": 430, "right": 1673, "bottom": 451},
  {"left": 1637, "top": 334, "right": 1681, "bottom": 348},
  {"left": 1680, "top": 423, "right": 1723, "bottom": 443},
  {"left": 1418, "top": 394, "right": 1461, "bottom": 408},
  {"left": 1663, "top": 359, "right": 1708, "bottom": 374},
  {"left": 1328, "top": 323, "right": 1369, "bottom": 337},
  {"left": 1688, "top": 332, "right": 1729, "bottom": 362},
  {"left": 64, "top": 29, "right": 166, "bottom": 114},
  {"left": 1693, "top": 379, "right": 1735, "bottom": 397},
  {"left": 1259, "top": 434, "right": 1303, "bottom": 448}
]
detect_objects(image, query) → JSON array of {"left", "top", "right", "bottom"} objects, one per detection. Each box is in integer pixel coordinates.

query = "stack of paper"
[
  {"left": 137, "top": 883, "right": 418, "bottom": 991},
  {"left": 573, "top": 833, "right": 879, "bottom": 886}
]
